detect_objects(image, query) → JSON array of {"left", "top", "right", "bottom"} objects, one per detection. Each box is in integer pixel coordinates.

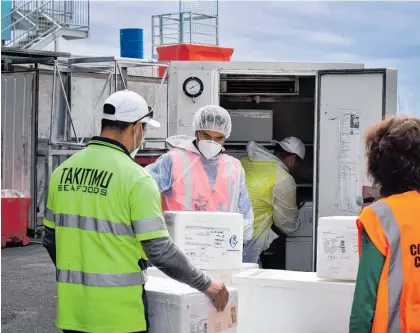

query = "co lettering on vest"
[
  {"left": 57, "top": 167, "right": 114, "bottom": 196},
  {"left": 410, "top": 243, "right": 420, "bottom": 268}
]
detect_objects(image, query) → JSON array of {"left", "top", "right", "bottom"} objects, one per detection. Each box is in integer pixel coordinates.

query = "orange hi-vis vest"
[
  {"left": 161, "top": 149, "right": 241, "bottom": 212},
  {"left": 357, "top": 190, "right": 420, "bottom": 333}
]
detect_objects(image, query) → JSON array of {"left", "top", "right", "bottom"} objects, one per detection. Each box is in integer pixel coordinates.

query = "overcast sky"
[{"left": 55, "top": 1, "right": 420, "bottom": 116}]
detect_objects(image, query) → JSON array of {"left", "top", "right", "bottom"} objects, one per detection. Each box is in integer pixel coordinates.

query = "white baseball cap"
[
  {"left": 102, "top": 90, "right": 161, "bottom": 128},
  {"left": 273, "top": 136, "right": 306, "bottom": 160}
]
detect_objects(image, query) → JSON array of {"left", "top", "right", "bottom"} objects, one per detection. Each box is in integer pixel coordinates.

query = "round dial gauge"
[{"left": 183, "top": 77, "right": 204, "bottom": 98}]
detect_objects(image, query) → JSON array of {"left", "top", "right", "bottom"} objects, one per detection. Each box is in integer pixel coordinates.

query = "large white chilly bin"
[
  {"left": 147, "top": 263, "right": 259, "bottom": 286},
  {"left": 232, "top": 270, "right": 355, "bottom": 333},
  {"left": 164, "top": 211, "right": 244, "bottom": 270},
  {"left": 146, "top": 277, "right": 239, "bottom": 333},
  {"left": 202, "top": 263, "right": 259, "bottom": 285},
  {"left": 316, "top": 216, "right": 359, "bottom": 281}
]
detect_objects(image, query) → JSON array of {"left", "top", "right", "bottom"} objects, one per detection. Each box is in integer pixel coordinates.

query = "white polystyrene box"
[
  {"left": 232, "top": 269, "right": 355, "bottom": 333},
  {"left": 164, "top": 211, "right": 244, "bottom": 270},
  {"left": 146, "top": 277, "right": 239, "bottom": 333},
  {"left": 147, "top": 267, "right": 169, "bottom": 279},
  {"left": 203, "top": 263, "right": 259, "bottom": 285},
  {"left": 316, "top": 216, "right": 359, "bottom": 281},
  {"left": 148, "top": 263, "right": 259, "bottom": 286}
]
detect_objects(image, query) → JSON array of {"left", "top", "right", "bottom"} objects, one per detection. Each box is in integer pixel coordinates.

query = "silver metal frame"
[
  {"left": 48, "top": 56, "right": 168, "bottom": 145},
  {"left": 151, "top": 7, "right": 220, "bottom": 59},
  {"left": 40, "top": 56, "right": 169, "bottom": 232}
]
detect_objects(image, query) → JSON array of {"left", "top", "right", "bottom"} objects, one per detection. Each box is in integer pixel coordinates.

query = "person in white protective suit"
[
  {"left": 145, "top": 105, "right": 254, "bottom": 244},
  {"left": 241, "top": 137, "right": 306, "bottom": 265}
]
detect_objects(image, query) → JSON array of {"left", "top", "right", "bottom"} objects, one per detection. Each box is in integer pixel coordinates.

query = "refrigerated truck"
[{"left": 136, "top": 60, "right": 398, "bottom": 272}]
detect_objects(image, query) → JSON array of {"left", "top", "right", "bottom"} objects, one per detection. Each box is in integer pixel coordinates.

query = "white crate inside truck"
[
  {"left": 164, "top": 211, "right": 244, "bottom": 270},
  {"left": 146, "top": 277, "right": 238, "bottom": 333},
  {"left": 147, "top": 263, "right": 259, "bottom": 285},
  {"left": 231, "top": 270, "right": 355, "bottom": 333},
  {"left": 316, "top": 216, "right": 359, "bottom": 281}
]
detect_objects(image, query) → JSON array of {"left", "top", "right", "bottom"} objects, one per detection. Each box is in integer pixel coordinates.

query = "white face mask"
[
  {"left": 130, "top": 127, "right": 143, "bottom": 158},
  {"left": 198, "top": 140, "right": 223, "bottom": 159}
]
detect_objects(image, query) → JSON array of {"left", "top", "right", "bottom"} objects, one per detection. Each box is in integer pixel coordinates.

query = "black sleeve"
[{"left": 42, "top": 226, "right": 56, "bottom": 267}]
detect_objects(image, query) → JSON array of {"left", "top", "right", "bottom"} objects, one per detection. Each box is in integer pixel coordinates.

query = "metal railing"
[
  {"left": 2, "top": 0, "right": 89, "bottom": 48},
  {"left": 151, "top": 11, "right": 219, "bottom": 58}
]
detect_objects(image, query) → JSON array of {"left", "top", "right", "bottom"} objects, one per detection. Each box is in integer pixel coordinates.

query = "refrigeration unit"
[{"left": 161, "top": 60, "right": 397, "bottom": 271}]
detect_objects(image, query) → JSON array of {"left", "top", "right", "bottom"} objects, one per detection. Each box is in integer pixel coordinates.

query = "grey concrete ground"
[{"left": 2, "top": 243, "right": 59, "bottom": 333}]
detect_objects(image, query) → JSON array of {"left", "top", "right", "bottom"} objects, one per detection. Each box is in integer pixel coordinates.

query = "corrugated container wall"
[
  {"left": 120, "top": 28, "right": 144, "bottom": 59},
  {"left": 1, "top": 72, "right": 36, "bottom": 197}
]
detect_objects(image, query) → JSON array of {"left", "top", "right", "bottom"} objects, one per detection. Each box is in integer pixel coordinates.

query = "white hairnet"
[{"left": 192, "top": 105, "right": 232, "bottom": 138}]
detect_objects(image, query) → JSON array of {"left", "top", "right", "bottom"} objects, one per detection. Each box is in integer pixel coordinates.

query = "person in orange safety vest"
[
  {"left": 349, "top": 116, "right": 420, "bottom": 333},
  {"left": 145, "top": 105, "right": 254, "bottom": 244}
]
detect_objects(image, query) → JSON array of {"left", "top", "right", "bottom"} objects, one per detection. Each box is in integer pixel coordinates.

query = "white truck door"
[
  {"left": 316, "top": 69, "right": 397, "bottom": 218},
  {"left": 313, "top": 69, "right": 397, "bottom": 268}
]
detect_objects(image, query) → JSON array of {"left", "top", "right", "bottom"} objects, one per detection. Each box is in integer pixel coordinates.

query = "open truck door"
[{"left": 313, "top": 68, "right": 397, "bottom": 270}]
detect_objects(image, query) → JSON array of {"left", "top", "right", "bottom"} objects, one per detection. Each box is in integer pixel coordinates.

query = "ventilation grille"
[{"left": 220, "top": 75, "right": 299, "bottom": 96}]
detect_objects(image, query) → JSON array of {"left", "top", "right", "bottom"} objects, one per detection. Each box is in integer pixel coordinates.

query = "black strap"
[{"left": 138, "top": 259, "right": 149, "bottom": 271}]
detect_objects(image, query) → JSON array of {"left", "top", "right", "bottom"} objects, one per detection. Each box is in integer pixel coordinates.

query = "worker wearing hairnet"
[
  {"left": 146, "top": 105, "right": 254, "bottom": 243},
  {"left": 241, "top": 137, "right": 306, "bottom": 264}
]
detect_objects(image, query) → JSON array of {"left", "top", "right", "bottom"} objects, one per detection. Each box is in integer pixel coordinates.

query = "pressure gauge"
[{"left": 183, "top": 77, "right": 204, "bottom": 98}]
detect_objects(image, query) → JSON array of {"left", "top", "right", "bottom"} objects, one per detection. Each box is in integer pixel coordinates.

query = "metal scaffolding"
[
  {"left": 46, "top": 56, "right": 168, "bottom": 145},
  {"left": 151, "top": 0, "right": 219, "bottom": 58},
  {"left": 2, "top": 49, "right": 169, "bottom": 236},
  {"left": 42, "top": 57, "right": 169, "bottom": 231}
]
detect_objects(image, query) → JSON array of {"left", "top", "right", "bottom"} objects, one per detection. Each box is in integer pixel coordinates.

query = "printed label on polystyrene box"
[
  {"left": 317, "top": 227, "right": 359, "bottom": 280},
  {"left": 207, "top": 303, "right": 238, "bottom": 333},
  {"left": 188, "top": 303, "right": 237, "bottom": 333},
  {"left": 189, "top": 312, "right": 208, "bottom": 333},
  {"left": 182, "top": 223, "right": 242, "bottom": 269}
]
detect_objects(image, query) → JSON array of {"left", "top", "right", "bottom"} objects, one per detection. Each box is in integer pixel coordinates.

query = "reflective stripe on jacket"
[
  {"left": 43, "top": 137, "right": 168, "bottom": 333},
  {"left": 357, "top": 190, "right": 420, "bottom": 333},
  {"left": 162, "top": 149, "right": 240, "bottom": 212}
]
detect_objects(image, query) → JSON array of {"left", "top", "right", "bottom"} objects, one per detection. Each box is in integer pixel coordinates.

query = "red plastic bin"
[
  {"left": 1, "top": 197, "right": 31, "bottom": 248},
  {"left": 156, "top": 43, "right": 234, "bottom": 77}
]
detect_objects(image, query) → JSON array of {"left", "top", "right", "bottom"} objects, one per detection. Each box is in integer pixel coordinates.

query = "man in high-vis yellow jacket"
[
  {"left": 42, "top": 90, "right": 228, "bottom": 333},
  {"left": 241, "top": 137, "right": 306, "bottom": 265}
]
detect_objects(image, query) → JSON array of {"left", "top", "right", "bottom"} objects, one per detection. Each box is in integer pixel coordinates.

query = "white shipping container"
[
  {"left": 164, "top": 61, "right": 397, "bottom": 271},
  {"left": 164, "top": 211, "right": 244, "bottom": 270},
  {"left": 316, "top": 216, "right": 359, "bottom": 281},
  {"left": 232, "top": 269, "right": 355, "bottom": 333},
  {"left": 147, "top": 263, "right": 259, "bottom": 286},
  {"left": 146, "top": 277, "right": 238, "bottom": 333}
]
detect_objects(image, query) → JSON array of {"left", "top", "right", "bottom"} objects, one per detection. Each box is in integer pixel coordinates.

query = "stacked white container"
[
  {"left": 162, "top": 211, "right": 255, "bottom": 285},
  {"left": 229, "top": 215, "right": 360, "bottom": 333},
  {"left": 231, "top": 269, "right": 355, "bottom": 333},
  {"left": 164, "top": 211, "right": 244, "bottom": 270},
  {"left": 146, "top": 277, "right": 239, "bottom": 333},
  {"left": 148, "top": 263, "right": 259, "bottom": 285},
  {"left": 146, "top": 211, "right": 245, "bottom": 333},
  {"left": 316, "top": 216, "right": 359, "bottom": 281}
]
